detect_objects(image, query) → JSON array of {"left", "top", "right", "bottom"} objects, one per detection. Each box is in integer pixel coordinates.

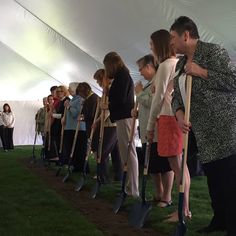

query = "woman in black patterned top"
[{"left": 171, "top": 16, "right": 236, "bottom": 235}]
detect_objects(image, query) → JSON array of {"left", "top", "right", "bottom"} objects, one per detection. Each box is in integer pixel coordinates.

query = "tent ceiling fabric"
[
  {"left": 0, "top": 0, "right": 236, "bottom": 145},
  {"left": 0, "top": 0, "right": 236, "bottom": 100}
]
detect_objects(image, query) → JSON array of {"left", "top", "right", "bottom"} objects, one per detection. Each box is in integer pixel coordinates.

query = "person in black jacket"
[{"left": 103, "top": 52, "right": 139, "bottom": 197}]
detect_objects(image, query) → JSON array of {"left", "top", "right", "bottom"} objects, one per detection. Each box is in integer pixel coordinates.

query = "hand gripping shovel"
[
  {"left": 62, "top": 106, "right": 83, "bottom": 183},
  {"left": 113, "top": 102, "right": 138, "bottom": 214},
  {"left": 173, "top": 75, "right": 192, "bottom": 236},
  {"left": 90, "top": 96, "right": 107, "bottom": 199},
  {"left": 128, "top": 141, "right": 152, "bottom": 228},
  {"left": 75, "top": 97, "right": 100, "bottom": 192},
  {"left": 56, "top": 108, "right": 67, "bottom": 176}
]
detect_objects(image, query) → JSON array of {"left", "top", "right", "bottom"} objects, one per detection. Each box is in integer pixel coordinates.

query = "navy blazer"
[{"left": 108, "top": 68, "right": 134, "bottom": 122}]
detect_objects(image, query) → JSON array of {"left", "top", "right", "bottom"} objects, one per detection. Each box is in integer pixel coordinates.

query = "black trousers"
[
  {"left": 44, "top": 132, "right": 59, "bottom": 159},
  {"left": 0, "top": 125, "right": 7, "bottom": 150},
  {"left": 63, "top": 130, "right": 87, "bottom": 172},
  {"left": 99, "top": 127, "right": 122, "bottom": 182},
  {"left": 203, "top": 155, "right": 236, "bottom": 235},
  {"left": 5, "top": 127, "right": 14, "bottom": 149}
]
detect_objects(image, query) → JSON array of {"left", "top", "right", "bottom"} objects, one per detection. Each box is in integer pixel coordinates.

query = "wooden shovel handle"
[{"left": 181, "top": 75, "right": 192, "bottom": 192}]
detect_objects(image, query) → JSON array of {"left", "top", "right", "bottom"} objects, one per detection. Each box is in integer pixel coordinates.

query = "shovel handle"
[
  {"left": 123, "top": 101, "right": 138, "bottom": 171},
  {"left": 59, "top": 107, "right": 67, "bottom": 154},
  {"left": 143, "top": 141, "right": 151, "bottom": 175},
  {"left": 70, "top": 103, "right": 84, "bottom": 159},
  {"left": 180, "top": 75, "right": 192, "bottom": 192},
  {"left": 85, "top": 96, "right": 101, "bottom": 162}
]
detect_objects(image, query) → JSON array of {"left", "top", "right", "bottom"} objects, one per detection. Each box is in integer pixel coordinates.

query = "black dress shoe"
[
  {"left": 225, "top": 231, "right": 236, "bottom": 236},
  {"left": 197, "top": 224, "right": 226, "bottom": 234}
]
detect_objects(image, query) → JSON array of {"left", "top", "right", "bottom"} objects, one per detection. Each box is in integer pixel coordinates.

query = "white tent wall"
[{"left": 0, "top": 0, "right": 235, "bottom": 145}]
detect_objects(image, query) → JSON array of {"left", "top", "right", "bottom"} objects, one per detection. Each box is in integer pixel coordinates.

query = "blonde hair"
[{"left": 57, "top": 85, "right": 69, "bottom": 97}]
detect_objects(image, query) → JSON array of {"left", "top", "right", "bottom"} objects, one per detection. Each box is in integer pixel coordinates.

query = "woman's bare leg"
[
  {"left": 159, "top": 170, "right": 174, "bottom": 206},
  {"left": 166, "top": 155, "right": 191, "bottom": 221},
  {"left": 151, "top": 173, "right": 163, "bottom": 200}
]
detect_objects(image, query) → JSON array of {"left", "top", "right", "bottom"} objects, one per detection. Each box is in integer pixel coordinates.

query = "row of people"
[
  {"left": 0, "top": 103, "right": 15, "bottom": 152},
  {"left": 102, "top": 16, "right": 236, "bottom": 235},
  {"left": 35, "top": 82, "right": 123, "bottom": 182},
  {"left": 34, "top": 15, "right": 236, "bottom": 235}
]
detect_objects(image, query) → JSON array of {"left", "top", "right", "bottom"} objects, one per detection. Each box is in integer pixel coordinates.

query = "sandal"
[{"left": 158, "top": 200, "right": 173, "bottom": 208}]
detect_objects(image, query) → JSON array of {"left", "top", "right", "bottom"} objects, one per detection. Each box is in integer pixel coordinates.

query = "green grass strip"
[{"left": 0, "top": 147, "right": 104, "bottom": 236}]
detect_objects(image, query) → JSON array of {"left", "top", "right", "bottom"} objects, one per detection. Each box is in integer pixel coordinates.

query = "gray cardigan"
[
  {"left": 136, "top": 79, "right": 157, "bottom": 143},
  {"left": 172, "top": 40, "right": 236, "bottom": 164}
]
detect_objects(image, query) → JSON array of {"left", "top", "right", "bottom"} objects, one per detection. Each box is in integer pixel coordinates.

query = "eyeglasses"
[{"left": 57, "top": 90, "right": 63, "bottom": 93}]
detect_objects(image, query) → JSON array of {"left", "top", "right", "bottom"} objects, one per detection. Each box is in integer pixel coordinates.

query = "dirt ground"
[{"left": 22, "top": 159, "right": 164, "bottom": 236}]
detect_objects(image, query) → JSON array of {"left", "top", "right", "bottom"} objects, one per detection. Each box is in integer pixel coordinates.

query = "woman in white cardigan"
[
  {"left": 2, "top": 103, "right": 15, "bottom": 150},
  {"left": 146, "top": 29, "right": 191, "bottom": 221}
]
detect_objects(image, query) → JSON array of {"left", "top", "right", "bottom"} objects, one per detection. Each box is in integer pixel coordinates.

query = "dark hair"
[
  {"left": 93, "top": 69, "right": 105, "bottom": 82},
  {"left": 150, "top": 29, "right": 175, "bottom": 63},
  {"left": 136, "top": 54, "right": 157, "bottom": 69},
  {"left": 170, "top": 16, "right": 200, "bottom": 39},
  {"left": 3, "top": 103, "right": 11, "bottom": 113},
  {"left": 50, "top": 86, "right": 58, "bottom": 92},
  {"left": 47, "top": 95, "right": 54, "bottom": 102},
  {"left": 103, "top": 52, "right": 129, "bottom": 78},
  {"left": 76, "top": 82, "right": 92, "bottom": 98}
]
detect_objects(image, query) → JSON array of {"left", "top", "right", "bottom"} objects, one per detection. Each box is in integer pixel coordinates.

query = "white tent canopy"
[{"left": 0, "top": 0, "right": 236, "bottom": 145}]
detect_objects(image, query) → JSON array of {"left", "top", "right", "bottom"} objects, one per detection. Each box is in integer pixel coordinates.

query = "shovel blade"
[
  {"left": 75, "top": 177, "right": 85, "bottom": 192},
  {"left": 173, "top": 222, "right": 187, "bottom": 236},
  {"left": 90, "top": 182, "right": 101, "bottom": 199},
  {"left": 128, "top": 201, "right": 152, "bottom": 228},
  {"left": 113, "top": 192, "right": 127, "bottom": 214},
  {"left": 62, "top": 172, "right": 70, "bottom": 183}
]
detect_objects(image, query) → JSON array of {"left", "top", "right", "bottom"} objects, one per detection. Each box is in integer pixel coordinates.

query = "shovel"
[
  {"left": 90, "top": 96, "right": 107, "bottom": 199},
  {"left": 75, "top": 97, "right": 100, "bottom": 192},
  {"left": 47, "top": 109, "right": 52, "bottom": 153},
  {"left": 62, "top": 106, "right": 83, "bottom": 183},
  {"left": 173, "top": 75, "right": 192, "bottom": 236},
  {"left": 30, "top": 120, "right": 38, "bottom": 164},
  {"left": 56, "top": 108, "right": 67, "bottom": 176},
  {"left": 40, "top": 107, "right": 50, "bottom": 165},
  {"left": 128, "top": 141, "right": 152, "bottom": 228},
  {"left": 113, "top": 102, "right": 138, "bottom": 214}
]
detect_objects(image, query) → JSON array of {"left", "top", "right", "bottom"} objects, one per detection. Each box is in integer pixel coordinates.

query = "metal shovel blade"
[
  {"left": 173, "top": 192, "right": 186, "bottom": 236},
  {"left": 113, "top": 191, "right": 127, "bottom": 214},
  {"left": 75, "top": 176, "right": 85, "bottom": 192},
  {"left": 62, "top": 172, "right": 70, "bottom": 183},
  {"left": 90, "top": 181, "right": 101, "bottom": 199},
  {"left": 173, "top": 222, "right": 187, "bottom": 236},
  {"left": 128, "top": 201, "right": 152, "bottom": 228}
]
